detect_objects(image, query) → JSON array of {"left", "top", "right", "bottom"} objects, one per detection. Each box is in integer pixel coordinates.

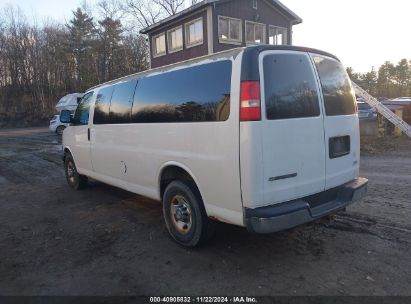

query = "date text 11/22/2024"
[{"left": 149, "top": 297, "right": 257, "bottom": 303}]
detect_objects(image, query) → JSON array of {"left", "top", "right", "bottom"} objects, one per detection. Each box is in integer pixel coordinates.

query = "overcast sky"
[{"left": 1, "top": 0, "right": 410, "bottom": 73}]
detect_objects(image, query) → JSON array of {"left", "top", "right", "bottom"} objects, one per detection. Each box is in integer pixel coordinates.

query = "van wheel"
[
  {"left": 163, "top": 181, "right": 212, "bottom": 247},
  {"left": 64, "top": 153, "right": 88, "bottom": 190},
  {"left": 56, "top": 125, "right": 66, "bottom": 135}
]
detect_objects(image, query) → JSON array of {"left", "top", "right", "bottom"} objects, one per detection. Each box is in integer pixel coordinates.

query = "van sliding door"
[{"left": 90, "top": 80, "right": 137, "bottom": 180}]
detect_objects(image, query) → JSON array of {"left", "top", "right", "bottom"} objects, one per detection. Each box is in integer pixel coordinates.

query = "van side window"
[
  {"left": 94, "top": 86, "right": 114, "bottom": 125},
  {"left": 73, "top": 91, "right": 94, "bottom": 125},
  {"left": 131, "top": 60, "right": 232, "bottom": 123},
  {"left": 109, "top": 80, "right": 137, "bottom": 124},
  {"left": 263, "top": 54, "right": 320, "bottom": 120},
  {"left": 313, "top": 56, "right": 356, "bottom": 116}
]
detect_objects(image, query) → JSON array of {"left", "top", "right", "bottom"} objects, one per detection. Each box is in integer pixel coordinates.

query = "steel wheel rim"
[
  {"left": 170, "top": 195, "right": 192, "bottom": 235},
  {"left": 67, "top": 161, "right": 76, "bottom": 184}
]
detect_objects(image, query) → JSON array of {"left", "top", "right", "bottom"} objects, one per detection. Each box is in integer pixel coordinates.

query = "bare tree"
[
  {"left": 125, "top": 0, "right": 196, "bottom": 30},
  {"left": 153, "top": 0, "right": 185, "bottom": 16},
  {"left": 0, "top": 4, "right": 149, "bottom": 127},
  {"left": 97, "top": 0, "right": 126, "bottom": 20},
  {"left": 125, "top": 0, "right": 163, "bottom": 29}
]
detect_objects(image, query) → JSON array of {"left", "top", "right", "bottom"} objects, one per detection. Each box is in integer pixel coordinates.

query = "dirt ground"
[{"left": 0, "top": 128, "right": 410, "bottom": 296}]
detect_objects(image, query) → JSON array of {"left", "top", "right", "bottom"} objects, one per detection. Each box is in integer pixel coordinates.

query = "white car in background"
[
  {"left": 49, "top": 114, "right": 70, "bottom": 135},
  {"left": 51, "top": 93, "right": 84, "bottom": 135}
]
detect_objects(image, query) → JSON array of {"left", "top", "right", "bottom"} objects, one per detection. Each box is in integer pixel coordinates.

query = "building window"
[
  {"left": 167, "top": 26, "right": 183, "bottom": 52},
  {"left": 153, "top": 33, "right": 166, "bottom": 57},
  {"left": 245, "top": 21, "right": 266, "bottom": 44},
  {"left": 269, "top": 26, "right": 288, "bottom": 45},
  {"left": 253, "top": 0, "right": 258, "bottom": 10},
  {"left": 185, "top": 18, "right": 204, "bottom": 47},
  {"left": 218, "top": 16, "right": 242, "bottom": 44}
]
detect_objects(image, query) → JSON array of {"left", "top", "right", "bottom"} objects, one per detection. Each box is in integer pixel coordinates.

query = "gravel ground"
[{"left": 0, "top": 128, "right": 410, "bottom": 296}]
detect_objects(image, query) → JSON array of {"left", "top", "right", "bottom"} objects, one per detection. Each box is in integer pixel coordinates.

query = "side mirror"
[{"left": 60, "top": 110, "right": 72, "bottom": 123}]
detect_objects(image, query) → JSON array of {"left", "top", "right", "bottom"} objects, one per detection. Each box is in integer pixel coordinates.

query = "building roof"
[
  {"left": 140, "top": 0, "right": 302, "bottom": 34},
  {"left": 384, "top": 104, "right": 406, "bottom": 111}
]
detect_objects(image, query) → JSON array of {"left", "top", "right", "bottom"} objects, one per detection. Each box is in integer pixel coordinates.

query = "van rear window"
[
  {"left": 263, "top": 54, "right": 320, "bottom": 120},
  {"left": 313, "top": 56, "right": 356, "bottom": 116},
  {"left": 131, "top": 60, "right": 232, "bottom": 123}
]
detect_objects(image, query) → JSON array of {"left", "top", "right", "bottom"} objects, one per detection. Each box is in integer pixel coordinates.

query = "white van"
[{"left": 61, "top": 46, "right": 368, "bottom": 247}]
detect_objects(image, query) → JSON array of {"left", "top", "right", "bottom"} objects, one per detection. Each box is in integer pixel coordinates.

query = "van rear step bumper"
[{"left": 244, "top": 177, "right": 368, "bottom": 234}]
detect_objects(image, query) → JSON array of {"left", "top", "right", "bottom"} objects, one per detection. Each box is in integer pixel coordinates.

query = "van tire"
[
  {"left": 56, "top": 125, "right": 66, "bottom": 135},
  {"left": 163, "top": 180, "right": 212, "bottom": 247},
  {"left": 64, "top": 153, "right": 88, "bottom": 190}
]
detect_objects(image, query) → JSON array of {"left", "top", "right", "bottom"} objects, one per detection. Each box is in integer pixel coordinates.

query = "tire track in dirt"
[{"left": 331, "top": 213, "right": 411, "bottom": 245}]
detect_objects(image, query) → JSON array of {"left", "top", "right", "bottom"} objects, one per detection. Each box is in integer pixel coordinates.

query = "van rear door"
[
  {"left": 311, "top": 55, "right": 359, "bottom": 189},
  {"left": 258, "top": 51, "right": 326, "bottom": 205}
]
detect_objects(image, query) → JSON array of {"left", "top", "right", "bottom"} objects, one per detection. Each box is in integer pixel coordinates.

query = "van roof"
[
  {"left": 240, "top": 45, "right": 339, "bottom": 82},
  {"left": 88, "top": 45, "right": 339, "bottom": 91}
]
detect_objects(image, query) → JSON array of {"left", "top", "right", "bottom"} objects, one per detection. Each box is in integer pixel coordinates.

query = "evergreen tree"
[
  {"left": 377, "top": 61, "right": 395, "bottom": 97},
  {"left": 67, "top": 8, "right": 96, "bottom": 90},
  {"left": 393, "top": 59, "right": 410, "bottom": 96},
  {"left": 361, "top": 68, "right": 378, "bottom": 96},
  {"left": 346, "top": 67, "right": 360, "bottom": 83},
  {"left": 97, "top": 17, "right": 123, "bottom": 82}
]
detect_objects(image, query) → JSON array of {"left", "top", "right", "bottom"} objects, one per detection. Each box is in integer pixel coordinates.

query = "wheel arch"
[
  {"left": 157, "top": 162, "right": 206, "bottom": 209},
  {"left": 63, "top": 146, "right": 74, "bottom": 162}
]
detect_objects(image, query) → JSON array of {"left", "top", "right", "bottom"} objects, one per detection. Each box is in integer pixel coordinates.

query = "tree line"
[
  {"left": 0, "top": 0, "right": 410, "bottom": 127},
  {"left": 347, "top": 59, "right": 411, "bottom": 98},
  {"left": 0, "top": 0, "right": 198, "bottom": 127}
]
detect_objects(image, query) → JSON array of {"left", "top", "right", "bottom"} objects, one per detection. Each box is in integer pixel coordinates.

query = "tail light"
[
  {"left": 355, "top": 101, "right": 359, "bottom": 113},
  {"left": 240, "top": 81, "right": 261, "bottom": 121}
]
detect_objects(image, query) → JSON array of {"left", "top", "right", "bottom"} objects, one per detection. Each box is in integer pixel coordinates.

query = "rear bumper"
[{"left": 244, "top": 177, "right": 368, "bottom": 234}]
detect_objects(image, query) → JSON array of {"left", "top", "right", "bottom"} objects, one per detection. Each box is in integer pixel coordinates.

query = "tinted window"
[
  {"left": 73, "top": 92, "right": 94, "bottom": 125},
  {"left": 94, "top": 86, "right": 114, "bottom": 124},
  {"left": 131, "top": 61, "right": 231, "bottom": 123},
  {"left": 263, "top": 54, "right": 320, "bottom": 120},
  {"left": 313, "top": 56, "right": 356, "bottom": 116},
  {"left": 109, "top": 80, "right": 137, "bottom": 124}
]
